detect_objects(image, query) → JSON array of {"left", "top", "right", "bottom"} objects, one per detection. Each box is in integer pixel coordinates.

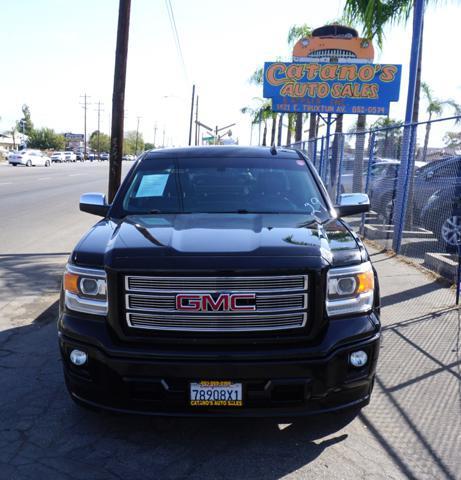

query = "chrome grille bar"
[
  {"left": 127, "top": 312, "right": 307, "bottom": 332},
  {"left": 126, "top": 275, "right": 307, "bottom": 293},
  {"left": 126, "top": 292, "right": 307, "bottom": 313}
]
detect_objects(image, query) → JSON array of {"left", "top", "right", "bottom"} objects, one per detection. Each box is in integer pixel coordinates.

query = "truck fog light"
[
  {"left": 350, "top": 350, "right": 368, "bottom": 368},
  {"left": 70, "top": 349, "right": 88, "bottom": 366}
]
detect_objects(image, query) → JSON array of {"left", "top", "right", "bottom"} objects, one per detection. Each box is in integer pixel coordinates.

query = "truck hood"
[{"left": 72, "top": 213, "right": 363, "bottom": 271}]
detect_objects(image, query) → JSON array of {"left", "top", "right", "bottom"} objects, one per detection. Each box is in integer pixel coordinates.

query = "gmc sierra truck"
[{"left": 58, "top": 146, "right": 380, "bottom": 416}]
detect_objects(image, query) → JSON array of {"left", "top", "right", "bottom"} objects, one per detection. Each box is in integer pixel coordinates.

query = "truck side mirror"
[
  {"left": 80, "top": 193, "right": 109, "bottom": 217},
  {"left": 335, "top": 193, "right": 370, "bottom": 217}
]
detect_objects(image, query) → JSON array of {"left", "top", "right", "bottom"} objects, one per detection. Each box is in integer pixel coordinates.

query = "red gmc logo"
[{"left": 176, "top": 293, "right": 256, "bottom": 312}]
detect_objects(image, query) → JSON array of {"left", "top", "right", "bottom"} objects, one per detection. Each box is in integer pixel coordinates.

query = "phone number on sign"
[{"left": 351, "top": 106, "right": 386, "bottom": 114}]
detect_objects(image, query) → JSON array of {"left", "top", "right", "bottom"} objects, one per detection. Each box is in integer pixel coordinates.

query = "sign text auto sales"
[{"left": 263, "top": 62, "right": 402, "bottom": 115}]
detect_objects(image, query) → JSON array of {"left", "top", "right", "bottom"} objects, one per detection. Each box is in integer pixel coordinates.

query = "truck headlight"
[
  {"left": 63, "top": 264, "right": 107, "bottom": 316},
  {"left": 326, "top": 262, "right": 374, "bottom": 317}
]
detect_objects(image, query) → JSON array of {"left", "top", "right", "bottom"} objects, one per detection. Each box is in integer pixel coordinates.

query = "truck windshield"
[{"left": 120, "top": 156, "right": 329, "bottom": 218}]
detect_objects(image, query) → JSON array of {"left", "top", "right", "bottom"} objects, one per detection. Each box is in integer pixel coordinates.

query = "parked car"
[
  {"left": 122, "top": 154, "right": 135, "bottom": 161},
  {"left": 65, "top": 151, "right": 77, "bottom": 162},
  {"left": 9, "top": 149, "right": 51, "bottom": 167},
  {"left": 368, "top": 159, "right": 432, "bottom": 221},
  {"left": 340, "top": 158, "right": 397, "bottom": 194},
  {"left": 51, "top": 151, "right": 66, "bottom": 163},
  {"left": 76, "top": 152, "right": 85, "bottom": 162},
  {"left": 59, "top": 146, "right": 380, "bottom": 417},
  {"left": 421, "top": 185, "right": 461, "bottom": 251},
  {"left": 100, "top": 152, "right": 110, "bottom": 161}
]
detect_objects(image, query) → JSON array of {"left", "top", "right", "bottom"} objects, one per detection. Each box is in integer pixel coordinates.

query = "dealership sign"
[
  {"left": 263, "top": 62, "right": 402, "bottom": 115},
  {"left": 64, "top": 133, "right": 84, "bottom": 141}
]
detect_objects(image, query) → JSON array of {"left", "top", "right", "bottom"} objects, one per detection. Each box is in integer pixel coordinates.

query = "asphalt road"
[
  {"left": 0, "top": 161, "right": 459, "bottom": 479},
  {"left": 0, "top": 161, "right": 131, "bottom": 327}
]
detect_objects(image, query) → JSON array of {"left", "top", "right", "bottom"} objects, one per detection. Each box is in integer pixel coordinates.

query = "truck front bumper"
[{"left": 58, "top": 313, "right": 380, "bottom": 417}]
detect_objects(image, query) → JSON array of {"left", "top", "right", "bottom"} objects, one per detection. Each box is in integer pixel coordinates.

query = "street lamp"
[{"left": 195, "top": 120, "right": 236, "bottom": 145}]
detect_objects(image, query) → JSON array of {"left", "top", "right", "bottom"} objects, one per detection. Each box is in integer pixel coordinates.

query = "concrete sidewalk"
[{"left": 363, "top": 245, "right": 460, "bottom": 479}]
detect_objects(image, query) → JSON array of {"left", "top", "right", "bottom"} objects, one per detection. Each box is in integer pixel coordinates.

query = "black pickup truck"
[{"left": 58, "top": 146, "right": 380, "bottom": 417}]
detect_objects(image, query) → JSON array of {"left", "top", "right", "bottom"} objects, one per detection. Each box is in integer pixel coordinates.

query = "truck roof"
[{"left": 143, "top": 146, "right": 301, "bottom": 159}]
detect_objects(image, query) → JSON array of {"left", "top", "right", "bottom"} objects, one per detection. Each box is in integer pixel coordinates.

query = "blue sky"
[{"left": 1, "top": 0, "right": 460, "bottom": 146}]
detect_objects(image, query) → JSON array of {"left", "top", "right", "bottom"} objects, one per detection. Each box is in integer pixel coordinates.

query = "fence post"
[
  {"left": 364, "top": 132, "right": 376, "bottom": 194},
  {"left": 312, "top": 138, "right": 318, "bottom": 168},
  {"left": 323, "top": 113, "right": 332, "bottom": 182},
  {"left": 360, "top": 131, "right": 376, "bottom": 235},
  {"left": 335, "top": 133, "right": 345, "bottom": 204},
  {"left": 392, "top": 0, "right": 424, "bottom": 253},
  {"left": 318, "top": 136, "right": 325, "bottom": 177},
  {"left": 393, "top": 124, "right": 418, "bottom": 252}
]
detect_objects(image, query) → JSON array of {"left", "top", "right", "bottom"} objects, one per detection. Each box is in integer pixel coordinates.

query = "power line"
[{"left": 165, "top": 0, "right": 188, "bottom": 81}]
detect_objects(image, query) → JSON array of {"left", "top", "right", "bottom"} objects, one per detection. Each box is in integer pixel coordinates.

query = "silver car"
[{"left": 9, "top": 149, "right": 51, "bottom": 167}]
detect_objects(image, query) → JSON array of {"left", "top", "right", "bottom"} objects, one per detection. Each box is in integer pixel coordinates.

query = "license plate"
[{"left": 190, "top": 381, "right": 242, "bottom": 407}]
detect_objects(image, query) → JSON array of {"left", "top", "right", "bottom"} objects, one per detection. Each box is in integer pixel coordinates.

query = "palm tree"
[
  {"left": 248, "top": 67, "right": 280, "bottom": 146},
  {"left": 371, "top": 117, "right": 404, "bottom": 158},
  {"left": 345, "top": 0, "right": 427, "bottom": 123},
  {"left": 287, "top": 24, "right": 313, "bottom": 143},
  {"left": 286, "top": 114, "right": 296, "bottom": 145},
  {"left": 277, "top": 113, "right": 284, "bottom": 146},
  {"left": 241, "top": 99, "right": 273, "bottom": 146},
  {"left": 420, "top": 82, "right": 461, "bottom": 161}
]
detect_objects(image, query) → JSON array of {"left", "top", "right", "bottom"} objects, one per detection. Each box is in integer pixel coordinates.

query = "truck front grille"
[{"left": 124, "top": 275, "right": 308, "bottom": 333}]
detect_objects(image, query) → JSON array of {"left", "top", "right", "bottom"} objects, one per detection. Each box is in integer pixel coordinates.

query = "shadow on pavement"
[
  {"left": 0, "top": 304, "right": 359, "bottom": 480},
  {"left": 381, "top": 281, "right": 450, "bottom": 308},
  {"left": 0, "top": 252, "right": 69, "bottom": 302},
  {"left": 360, "top": 306, "right": 461, "bottom": 480}
]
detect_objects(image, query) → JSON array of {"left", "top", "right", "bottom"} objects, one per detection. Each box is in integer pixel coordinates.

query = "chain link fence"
[{"left": 289, "top": 115, "right": 461, "bottom": 292}]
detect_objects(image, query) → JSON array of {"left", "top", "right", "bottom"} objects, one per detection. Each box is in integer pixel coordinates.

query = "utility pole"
[
  {"left": 162, "top": 128, "right": 166, "bottom": 147},
  {"left": 135, "top": 116, "right": 141, "bottom": 155},
  {"left": 188, "top": 84, "right": 196, "bottom": 145},
  {"left": 153, "top": 123, "right": 158, "bottom": 148},
  {"left": 194, "top": 95, "right": 199, "bottom": 146},
  {"left": 108, "top": 0, "right": 131, "bottom": 202},
  {"left": 79, "top": 93, "right": 91, "bottom": 159},
  {"left": 95, "top": 101, "right": 104, "bottom": 160}
]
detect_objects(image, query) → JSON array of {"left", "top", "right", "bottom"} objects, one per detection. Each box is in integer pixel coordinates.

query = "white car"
[
  {"left": 51, "top": 151, "right": 66, "bottom": 163},
  {"left": 64, "top": 151, "right": 77, "bottom": 162},
  {"left": 9, "top": 149, "right": 51, "bottom": 167}
]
